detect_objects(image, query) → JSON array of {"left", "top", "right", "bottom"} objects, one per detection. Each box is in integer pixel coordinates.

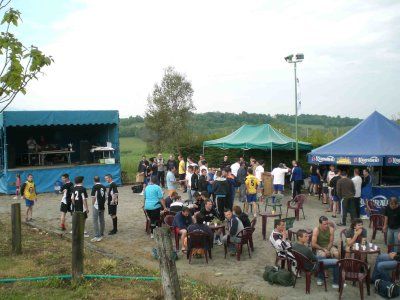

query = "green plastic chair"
[{"left": 264, "top": 194, "right": 284, "bottom": 214}]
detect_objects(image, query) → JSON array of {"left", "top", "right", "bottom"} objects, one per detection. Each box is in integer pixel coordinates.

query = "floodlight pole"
[{"left": 294, "top": 62, "right": 299, "bottom": 161}]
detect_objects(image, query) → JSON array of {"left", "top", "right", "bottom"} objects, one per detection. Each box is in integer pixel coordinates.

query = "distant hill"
[{"left": 119, "top": 112, "right": 362, "bottom": 141}]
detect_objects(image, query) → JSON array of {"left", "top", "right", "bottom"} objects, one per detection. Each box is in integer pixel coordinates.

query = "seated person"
[
  {"left": 270, "top": 219, "right": 295, "bottom": 262},
  {"left": 345, "top": 218, "right": 367, "bottom": 254},
  {"left": 200, "top": 199, "right": 219, "bottom": 223},
  {"left": 233, "top": 205, "right": 251, "bottom": 228},
  {"left": 222, "top": 209, "right": 244, "bottom": 252},
  {"left": 192, "top": 191, "right": 204, "bottom": 212},
  {"left": 311, "top": 216, "right": 339, "bottom": 258},
  {"left": 200, "top": 191, "right": 210, "bottom": 202},
  {"left": 292, "top": 229, "right": 340, "bottom": 289},
  {"left": 184, "top": 213, "right": 214, "bottom": 255},
  {"left": 164, "top": 191, "right": 180, "bottom": 209},
  {"left": 371, "top": 251, "right": 400, "bottom": 282},
  {"left": 172, "top": 207, "right": 193, "bottom": 252}
]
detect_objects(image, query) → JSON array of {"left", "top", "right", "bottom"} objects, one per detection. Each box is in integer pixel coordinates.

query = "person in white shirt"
[
  {"left": 271, "top": 163, "right": 290, "bottom": 194},
  {"left": 186, "top": 165, "right": 194, "bottom": 201},
  {"left": 199, "top": 160, "right": 208, "bottom": 174},
  {"left": 230, "top": 159, "right": 240, "bottom": 177},
  {"left": 352, "top": 168, "right": 363, "bottom": 218},
  {"left": 326, "top": 165, "right": 336, "bottom": 213},
  {"left": 255, "top": 160, "right": 265, "bottom": 181}
]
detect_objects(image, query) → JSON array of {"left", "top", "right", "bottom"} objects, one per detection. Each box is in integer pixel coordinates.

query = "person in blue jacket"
[
  {"left": 172, "top": 207, "right": 193, "bottom": 252},
  {"left": 291, "top": 160, "right": 304, "bottom": 199}
]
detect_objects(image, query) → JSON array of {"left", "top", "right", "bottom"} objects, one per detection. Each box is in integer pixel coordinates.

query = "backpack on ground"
[
  {"left": 263, "top": 266, "right": 294, "bottom": 286},
  {"left": 374, "top": 279, "right": 400, "bottom": 298}
]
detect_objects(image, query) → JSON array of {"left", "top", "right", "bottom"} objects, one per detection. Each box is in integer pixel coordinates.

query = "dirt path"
[{"left": 0, "top": 187, "right": 382, "bottom": 299}]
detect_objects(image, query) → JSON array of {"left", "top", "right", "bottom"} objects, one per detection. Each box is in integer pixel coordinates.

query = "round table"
[
  {"left": 208, "top": 224, "right": 226, "bottom": 236},
  {"left": 259, "top": 212, "right": 282, "bottom": 240},
  {"left": 351, "top": 243, "right": 380, "bottom": 262}
]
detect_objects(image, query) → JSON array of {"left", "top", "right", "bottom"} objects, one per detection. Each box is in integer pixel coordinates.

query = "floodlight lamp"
[
  {"left": 284, "top": 55, "right": 293, "bottom": 63},
  {"left": 295, "top": 53, "right": 304, "bottom": 61}
]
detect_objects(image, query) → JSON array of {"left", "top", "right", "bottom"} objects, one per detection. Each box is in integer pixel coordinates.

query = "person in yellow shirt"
[
  {"left": 178, "top": 155, "right": 186, "bottom": 192},
  {"left": 20, "top": 174, "right": 37, "bottom": 222},
  {"left": 245, "top": 168, "right": 259, "bottom": 216}
]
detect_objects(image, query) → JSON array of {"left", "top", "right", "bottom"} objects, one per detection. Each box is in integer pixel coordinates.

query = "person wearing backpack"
[{"left": 292, "top": 229, "right": 340, "bottom": 289}]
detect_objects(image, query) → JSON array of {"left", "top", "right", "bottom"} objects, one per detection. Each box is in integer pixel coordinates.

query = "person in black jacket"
[
  {"left": 137, "top": 155, "right": 148, "bottom": 173},
  {"left": 191, "top": 166, "right": 200, "bottom": 197},
  {"left": 212, "top": 171, "right": 231, "bottom": 220},
  {"left": 198, "top": 168, "right": 208, "bottom": 192},
  {"left": 329, "top": 169, "right": 341, "bottom": 218},
  {"left": 236, "top": 162, "right": 247, "bottom": 202},
  {"left": 220, "top": 155, "right": 230, "bottom": 170}
]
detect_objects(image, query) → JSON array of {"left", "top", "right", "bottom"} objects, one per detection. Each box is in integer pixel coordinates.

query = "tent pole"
[
  {"left": 270, "top": 143, "right": 273, "bottom": 172},
  {"left": 202, "top": 145, "right": 205, "bottom": 156}
]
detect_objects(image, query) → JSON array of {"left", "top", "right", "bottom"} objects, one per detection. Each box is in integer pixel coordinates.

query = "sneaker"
[
  {"left": 150, "top": 234, "right": 154, "bottom": 239},
  {"left": 84, "top": 233, "right": 90, "bottom": 238},
  {"left": 316, "top": 279, "right": 323, "bottom": 286},
  {"left": 332, "top": 284, "right": 339, "bottom": 289},
  {"left": 139, "top": 192, "right": 144, "bottom": 196},
  {"left": 108, "top": 230, "right": 117, "bottom": 235},
  {"left": 69, "top": 230, "right": 73, "bottom": 234},
  {"left": 91, "top": 237, "right": 98, "bottom": 242},
  {"left": 217, "top": 240, "right": 223, "bottom": 246},
  {"left": 13, "top": 196, "right": 17, "bottom": 200},
  {"left": 96, "top": 236, "right": 102, "bottom": 242}
]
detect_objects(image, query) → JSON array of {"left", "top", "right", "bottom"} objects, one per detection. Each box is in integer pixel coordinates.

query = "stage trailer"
[{"left": 0, "top": 110, "right": 122, "bottom": 194}]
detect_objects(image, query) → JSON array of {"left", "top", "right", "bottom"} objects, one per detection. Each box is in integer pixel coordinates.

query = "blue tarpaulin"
[{"left": 307, "top": 111, "right": 400, "bottom": 166}]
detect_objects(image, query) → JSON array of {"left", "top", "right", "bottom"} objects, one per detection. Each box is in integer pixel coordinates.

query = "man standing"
[
  {"left": 71, "top": 176, "right": 89, "bottom": 237},
  {"left": 91, "top": 176, "right": 106, "bottom": 242},
  {"left": 105, "top": 174, "right": 118, "bottom": 235},
  {"left": 290, "top": 161, "right": 303, "bottom": 199},
  {"left": 255, "top": 160, "right": 265, "bottom": 182},
  {"left": 212, "top": 170, "right": 230, "bottom": 220},
  {"left": 230, "top": 158, "right": 240, "bottom": 177},
  {"left": 245, "top": 168, "right": 259, "bottom": 216},
  {"left": 137, "top": 155, "right": 148, "bottom": 174},
  {"left": 236, "top": 162, "right": 247, "bottom": 202},
  {"left": 220, "top": 155, "right": 230, "bottom": 170},
  {"left": 59, "top": 173, "right": 74, "bottom": 231},
  {"left": 156, "top": 153, "right": 165, "bottom": 188},
  {"left": 352, "top": 168, "right": 362, "bottom": 218},
  {"left": 166, "top": 154, "right": 178, "bottom": 172},
  {"left": 271, "top": 163, "right": 290, "bottom": 194},
  {"left": 190, "top": 166, "right": 200, "bottom": 199},
  {"left": 178, "top": 155, "right": 186, "bottom": 192},
  {"left": 20, "top": 174, "right": 37, "bottom": 222},
  {"left": 166, "top": 166, "right": 178, "bottom": 196},
  {"left": 336, "top": 171, "right": 355, "bottom": 226}
]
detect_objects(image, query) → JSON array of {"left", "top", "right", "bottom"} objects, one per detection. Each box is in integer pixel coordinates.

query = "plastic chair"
[
  {"left": 339, "top": 228, "right": 347, "bottom": 258},
  {"left": 366, "top": 200, "right": 379, "bottom": 228},
  {"left": 249, "top": 218, "right": 257, "bottom": 251},
  {"left": 264, "top": 194, "right": 284, "bottom": 213},
  {"left": 164, "top": 215, "right": 180, "bottom": 250},
  {"left": 292, "top": 250, "right": 327, "bottom": 294},
  {"left": 286, "top": 194, "right": 306, "bottom": 221},
  {"left": 370, "top": 214, "right": 387, "bottom": 244},
  {"left": 186, "top": 232, "right": 212, "bottom": 264},
  {"left": 337, "top": 258, "right": 370, "bottom": 300},
  {"left": 224, "top": 228, "right": 254, "bottom": 261},
  {"left": 283, "top": 217, "right": 295, "bottom": 231}
]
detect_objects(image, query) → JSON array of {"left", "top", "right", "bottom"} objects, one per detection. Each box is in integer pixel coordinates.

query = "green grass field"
[{"left": 119, "top": 137, "right": 169, "bottom": 183}]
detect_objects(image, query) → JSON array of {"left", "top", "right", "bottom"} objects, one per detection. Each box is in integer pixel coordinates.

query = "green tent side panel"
[{"left": 203, "top": 124, "right": 312, "bottom": 151}]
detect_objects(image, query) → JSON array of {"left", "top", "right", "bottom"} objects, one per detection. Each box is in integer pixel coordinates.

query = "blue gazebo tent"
[
  {"left": 0, "top": 110, "right": 121, "bottom": 193},
  {"left": 307, "top": 111, "right": 400, "bottom": 166}
]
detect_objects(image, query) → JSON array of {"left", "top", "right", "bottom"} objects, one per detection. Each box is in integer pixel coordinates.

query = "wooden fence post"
[
  {"left": 154, "top": 227, "right": 182, "bottom": 300},
  {"left": 71, "top": 211, "right": 85, "bottom": 281},
  {"left": 11, "top": 203, "right": 22, "bottom": 254}
]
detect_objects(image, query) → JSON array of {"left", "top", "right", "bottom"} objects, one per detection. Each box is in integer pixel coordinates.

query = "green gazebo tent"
[{"left": 203, "top": 124, "right": 313, "bottom": 170}]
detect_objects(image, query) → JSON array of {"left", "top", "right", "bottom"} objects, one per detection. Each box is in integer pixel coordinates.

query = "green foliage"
[
  {"left": 144, "top": 66, "right": 195, "bottom": 152},
  {"left": 0, "top": 2, "right": 53, "bottom": 112}
]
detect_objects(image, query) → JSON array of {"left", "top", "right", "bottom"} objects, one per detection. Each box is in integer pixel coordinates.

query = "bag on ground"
[
  {"left": 374, "top": 279, "right": 400, "bottom": 298},
  {"left": 263, "top": 266, "right": 294, "bottom": 286}
]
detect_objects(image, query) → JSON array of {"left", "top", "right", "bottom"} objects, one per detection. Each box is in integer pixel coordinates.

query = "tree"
[
  {"left": 145, "top": 66, "right": 195, "bottom": 152},
  {"left": 0, "top": 1, "right": 53, "bottom": 112}
]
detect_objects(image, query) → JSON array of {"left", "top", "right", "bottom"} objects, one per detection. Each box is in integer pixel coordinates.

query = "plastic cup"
[
  {"left": 369, "top": 243, "right": 373, "bottom": 248},
  {"left": 374, "top": 245, "right": 378, "bottom": 250},
  {"left": 207, "top": 222, "right": 210, "bottom": 226},
  {"left": 214, "top": 222, "right": 217, "bottom": 227}
]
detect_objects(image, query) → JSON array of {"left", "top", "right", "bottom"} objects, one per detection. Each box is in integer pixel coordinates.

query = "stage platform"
[{"left": 1, "top": 163, "right": 121, "bottom": 194}]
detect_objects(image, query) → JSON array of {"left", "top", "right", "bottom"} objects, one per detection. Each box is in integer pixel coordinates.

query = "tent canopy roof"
[
  {"left": 0, "top": 110, "right": 119, "bottom": 127},
  {"left": 203, "top": 123, "right": 312, "bottom": 151},
  {"left": 308, "top": 111, "right": 400, "bottom": 166}
]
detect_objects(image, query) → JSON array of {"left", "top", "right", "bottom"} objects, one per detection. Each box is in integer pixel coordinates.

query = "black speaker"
[
  {"left": 79, "top": 140, "right": 90, "bottom": 164},
  {"left": 7, "top": 144, "right": 15, "bottom": 168}
]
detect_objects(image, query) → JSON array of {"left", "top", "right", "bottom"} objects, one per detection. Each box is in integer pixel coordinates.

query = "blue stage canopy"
[
  {"left": 0, "top": 110, "right": 118, "bottom": 127},
  {"left": 307, "top": 111, "right": 400, "bottom": 166}
]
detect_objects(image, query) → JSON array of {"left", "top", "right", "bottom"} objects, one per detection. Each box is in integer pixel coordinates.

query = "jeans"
[
  {"left": 387, "top": 228, "right": 400, "bottom": 252},
  {"left": 371, "top": 254, "right": 398, "bottom": 282},
  {"left": 93, "top": 207, "right": 105, "bottom": 238},
  {"left": 316, "top": 257, "right": 339, "bottom": 284},
  {"left": 157, "top": 171, "right": 165, "bottom": 188},
  {"left": 341, "top": 197, "right": 356, "bottom": 225},
  {"left": 238, "top": 184, "right": 246, "bottom": 202}
]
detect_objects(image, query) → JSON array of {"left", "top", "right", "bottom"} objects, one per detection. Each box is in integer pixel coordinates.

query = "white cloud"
[{"left": 10, "top": 0, "right": 400, "bottom": 118}]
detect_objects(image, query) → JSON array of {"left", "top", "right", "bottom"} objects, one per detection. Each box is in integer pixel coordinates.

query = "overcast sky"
[{"left": 8, "top": 0, "right": 400, "bottom": 119}]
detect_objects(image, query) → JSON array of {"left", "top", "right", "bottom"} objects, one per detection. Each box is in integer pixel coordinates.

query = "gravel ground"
[{"left": 0, "top": 186, "right": 384, "bottom": 300}]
